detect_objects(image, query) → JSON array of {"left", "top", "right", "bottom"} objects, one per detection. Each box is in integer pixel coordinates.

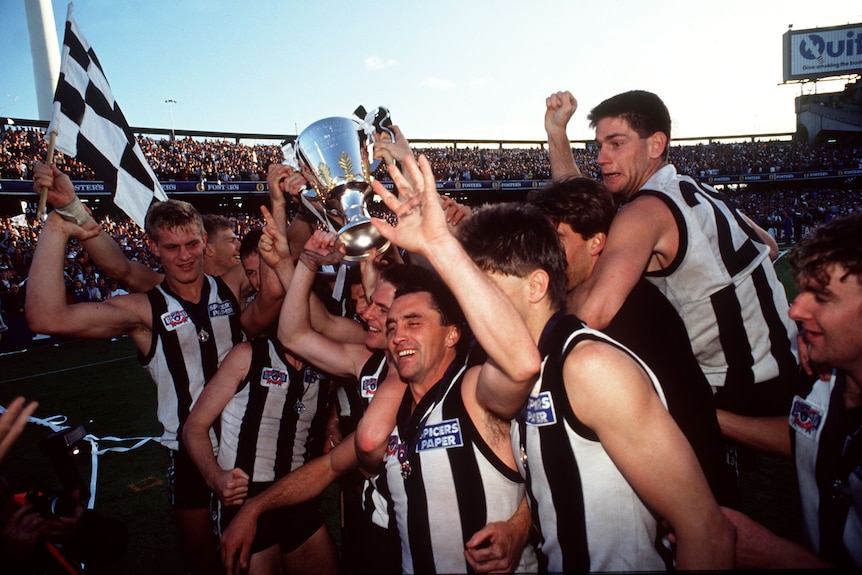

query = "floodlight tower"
[
  {"left": 24, "top": 0, "right": 61, "bottom": 121},
  {"left": 165, "top": 99, "right": 177, "bottom": 140}
]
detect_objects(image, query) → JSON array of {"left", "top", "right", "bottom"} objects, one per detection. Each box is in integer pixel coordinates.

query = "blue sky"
[{"left": 1, "top": 0, "right": 859, "bottom": 142}]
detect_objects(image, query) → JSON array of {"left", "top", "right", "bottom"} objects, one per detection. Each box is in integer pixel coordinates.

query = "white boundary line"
[{"left": 0, "top": 355, "right": 137, "bottom": 384}]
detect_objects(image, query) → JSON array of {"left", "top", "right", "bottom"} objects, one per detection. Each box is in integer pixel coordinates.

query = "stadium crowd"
[
  {"left": 1, "top": 123, "right": 861, "bottom": 350},
  {"left": 2, "top": 94, "right": 862, "bottom": 572},
  {"left": 1, "top": 183, "right": 858, "bottom": 345},
  {"left": 3, "top": 124, "right": 861, "bottom": 183}
]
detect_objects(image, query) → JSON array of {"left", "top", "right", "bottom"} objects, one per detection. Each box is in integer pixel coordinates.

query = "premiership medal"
[
  {"left": 396, "top": 443, "right": 411, "bottom": 479},
  {"left": 198, "top": 328, "right": 210, "bottom": 342}
]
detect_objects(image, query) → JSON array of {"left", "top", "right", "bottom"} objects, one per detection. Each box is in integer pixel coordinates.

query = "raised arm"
[
  {"left": 373, "top": 124, "right": 413, "bottom": 168},
  {"left": 182, "top": 343, "right": 251, "bottom": 507},
  {"left": 740, "top": 212, "right": 779, "bottom": 261},
  {"left": 33, "top": 163, "right": 162, "bottom": 292},
  {"left": 277, "top": 231, "right": 369, "bottom": 379},
  {"left": 566, "top": 343, "right": 735, "bottom": 570},
  {"left": 230, "top": 205, "right": 290, "bottom": 337},
  {"left": 267, "top": 163, "right": 315, "bottom": 257},
  {"left": 545, "top": 91, "right": 582, "bottom": 180},
  {"left": 25, "top": 212, "right": 150, "bottom": 341},
  {"left": 0, "top": 397, "right": 39, "bottom": 463},
  {"left": 371, "top": 154, "right": 541, "bottom": 418},
  {"left": 259, "top": 223, "right": 365, "bottom": 344},
  {"left": 354, "top": 370, "right": 406, "bottom": 473}
]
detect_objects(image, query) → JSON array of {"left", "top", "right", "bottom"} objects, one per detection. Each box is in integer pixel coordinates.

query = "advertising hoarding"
[{"left": 783, "top": 23, "right": 862, "bottom": 82}]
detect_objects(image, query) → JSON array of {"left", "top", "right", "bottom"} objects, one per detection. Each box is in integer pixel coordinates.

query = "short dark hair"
[
  {"left": 789, "top": 212, "right": 862, "bottom": 287},
  {"left": 145, "top": 200, "right": 203, "bottom": 243},
  {"left": 529, "top": 177, "right": 616, "bottom": 238},
  {"left": 240, "top": 228, "right": 263, "bottom": 259},
  {"left": 384, "top": 264, "right": 464, "bottom": 327},
  {"left": 457, "top": 202, "right": 568, "bottom": 312},
  {"left": 588, "top": 90, "right": 671, "bottom": 160},
  {"left": 201, "top": 214, "right": 234, "bottom": 236}
]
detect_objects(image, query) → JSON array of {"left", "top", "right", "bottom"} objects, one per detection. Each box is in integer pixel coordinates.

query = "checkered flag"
[{"left": 45, "top": 4, "right": 167, "bottom": 228}]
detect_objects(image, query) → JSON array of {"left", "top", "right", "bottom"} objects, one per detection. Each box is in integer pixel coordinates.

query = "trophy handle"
[
  {"left": 360, "top": 107, "right": 395, "bottom": 173},
  {"left": 368, "top": 107, "right": 394, "bottom": 142}
]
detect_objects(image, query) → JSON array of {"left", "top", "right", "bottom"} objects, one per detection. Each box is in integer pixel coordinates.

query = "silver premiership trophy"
[{"left": 286, "top": 106, "right": 394, "bottom": 261}]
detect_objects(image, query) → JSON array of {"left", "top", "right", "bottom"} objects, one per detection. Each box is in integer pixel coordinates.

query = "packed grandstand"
[
  {"left": 3, "top": 122, "right": 862, "bottom": 183},
  {"left": 0, "top": 117, "right": 860, "bottom": 345}
]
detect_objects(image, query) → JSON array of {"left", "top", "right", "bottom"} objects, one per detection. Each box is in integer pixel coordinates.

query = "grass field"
[
  {"left": 0, "top": 337, "right": 343, "bottom": 573},
  {"left": 0, "top": 337, "right": 188, "bottom": 573},
  {"left": 0, "top": 251, "right": 804, "bottom": 572}
]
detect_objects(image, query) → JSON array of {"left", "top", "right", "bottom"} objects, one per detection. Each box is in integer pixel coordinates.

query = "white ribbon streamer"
[{"left": 0, "top": 404, "right": 159, "bottom": 510}]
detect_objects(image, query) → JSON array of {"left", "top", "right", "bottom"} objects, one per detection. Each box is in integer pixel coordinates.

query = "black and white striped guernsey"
[
  {"left": 513, "top": 313, "right": 671, "bottom": 573},
  {"left": 637, "top": 164, "right": 798, "bottom": 394},
  {"left": 334, "top": 349, "right": 388, "bottom": 431},
  {"left": 353, "top": 350, "right": 393, "bottom": 530},
  {"left": 791, "top": 371, "right": 862, "bottom": 565},
  {"left": 142, "top": 274, "right": 245, "bottom": 450},
  {"left": 378, "top": 354, "right": 537, "bottom": 574},
  {"left": 217, "top": 338, "right": 332, "bottom": 481}
]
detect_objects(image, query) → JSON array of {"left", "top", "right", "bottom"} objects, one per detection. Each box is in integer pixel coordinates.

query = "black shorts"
[
  {"left": 218, "top": 482, "right": 324, "bottom": 555},
  {"left": 166, "top": 447, "right": 212, "bottom": 510}
]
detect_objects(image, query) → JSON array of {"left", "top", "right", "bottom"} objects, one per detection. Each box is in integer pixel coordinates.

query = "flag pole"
[{"left": 36, "top": 130, "right": 57, "bottom": 221}]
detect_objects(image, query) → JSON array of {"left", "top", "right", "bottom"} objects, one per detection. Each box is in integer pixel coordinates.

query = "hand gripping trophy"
[{"left": 285, "top": 106, "right": 394, "bottom": 261}]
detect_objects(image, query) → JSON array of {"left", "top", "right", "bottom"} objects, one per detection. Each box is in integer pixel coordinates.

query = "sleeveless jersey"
[
  {"left": 142, "top": 274, "right": 245, "bottom": 450},
  {"left": 349, "top": 350, "right": 393, "bottom": 530},
  {"left": 334, "top": 349, "right": 388, "bottom": 433},
  {"left": 378, "top": 355, "right": 537, "bottom": 574},
  {"left": 604, "top": 279, "right": 738, "bottom": 505},
  {"left": 513, "top": 313, "right": 670, "bottom": 572},
  {"left": 637, "top": 164, "right": 798, "bottom": 392},
  {"left": 791, "top": 371, "right": 862, "bottom": 566},
  {"left": 217, "top": 338, "right": 332, "bottom": 481}
]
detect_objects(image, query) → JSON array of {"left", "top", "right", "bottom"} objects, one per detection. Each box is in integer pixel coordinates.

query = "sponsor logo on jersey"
[
  {"left": 304, "top": 367, "right": 324, "bottom": 385},
  {"left": 790, "top": 395, "right": 824, "bottom": 440},
  {"left": 161, "top": 309, "right": 191, "bottom": 331},
  {"left": 260, "top": 367, "right": 288, "bottom": 388},
  {"left": 361, "top": 376, "right": 378, "bottom": 398},
  {"left": 386, "top": 435, "right": 399, "bottom": 457},
  {"left": 208, "top": 301, "right": 235, "bottom": 317},
  {"left": 526, "top": 391, "right": 556, "bottom": 426},
  {"left": 417, "top": 418, "right": 463, "bottom": 451}
]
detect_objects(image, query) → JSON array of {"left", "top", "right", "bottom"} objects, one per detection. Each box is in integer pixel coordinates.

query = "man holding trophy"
[
  {"left": 286, "top": 106, "right": 396, "bottom": 261},
  {"left": 219, "top": 113, "right": 537, "bottom": 574}
]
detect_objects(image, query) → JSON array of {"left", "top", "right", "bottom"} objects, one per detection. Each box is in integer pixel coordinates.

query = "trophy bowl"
[{"left": 293, "top": 113, "right": 392, "bottom": 261}]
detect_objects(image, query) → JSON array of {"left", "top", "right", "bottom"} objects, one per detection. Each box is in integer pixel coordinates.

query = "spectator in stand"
[
  {"left": 0, "top": 267, "right": 12, "bottom": 292},
  {"left": 96, "top": 277, "right": 109, "bottom": 299},
  {"left": 0, "top": 281, "right": 32, "bottom": 350},
  {"left": 84, "top": 278, "right": 103, "bottom": 302},
  {"left": 3, "top": 123, "right": 860, "bottom": 188},
  {"left": 106, "top": 279, "right": 129, "bottom": 298},
  {"left": 69, "top": 279, "right": 87, "bottom": 304}
]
